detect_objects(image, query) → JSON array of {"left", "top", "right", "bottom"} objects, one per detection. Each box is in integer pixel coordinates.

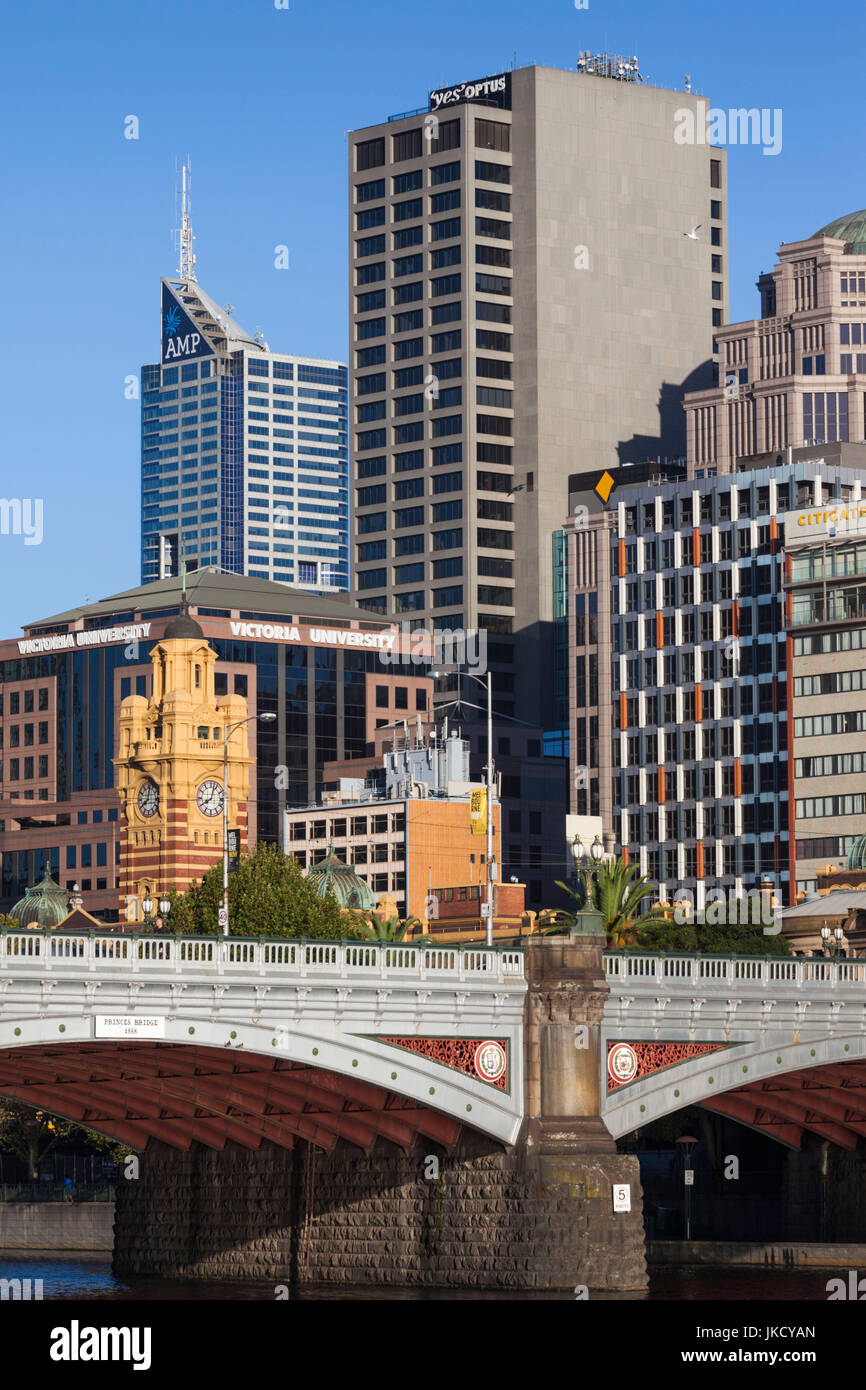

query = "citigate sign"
[{"left": 784, "top": 503, "right": 866, "bottom": 546}]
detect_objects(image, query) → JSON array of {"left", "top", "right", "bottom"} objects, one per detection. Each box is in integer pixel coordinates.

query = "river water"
[{"left": 0, "top": 1255, "right": 845, "bottom": 1301}]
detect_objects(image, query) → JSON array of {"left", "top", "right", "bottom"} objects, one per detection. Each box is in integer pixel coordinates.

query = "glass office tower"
[{"left": 140, "top": 277, "right": 349, "bottom": 593}]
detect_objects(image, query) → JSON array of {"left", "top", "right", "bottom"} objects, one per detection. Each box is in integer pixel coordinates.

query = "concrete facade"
[{"left": 349, "top": 62, "right": 726, "bottom": 728}]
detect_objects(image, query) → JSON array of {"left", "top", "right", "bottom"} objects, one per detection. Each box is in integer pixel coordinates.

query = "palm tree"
[
  {"left": 357, "top": 912, "right": 423, "bottom": 943},
  {"left": 538, "top": 858, "right": 669, "bottom": 948}
]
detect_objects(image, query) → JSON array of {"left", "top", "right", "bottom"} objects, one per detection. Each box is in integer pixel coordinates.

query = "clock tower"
[{"left": 114, "top": 600, "right": 252, "bottom": 922}]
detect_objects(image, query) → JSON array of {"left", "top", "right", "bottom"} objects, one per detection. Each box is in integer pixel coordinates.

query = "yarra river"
[{"left": 0, "top": 1256, "right": 845, "bottom": 1300}]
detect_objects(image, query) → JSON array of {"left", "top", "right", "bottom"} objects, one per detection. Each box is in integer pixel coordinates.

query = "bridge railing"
[
  {"left": 0, "top": 931, "right": 525, "bottom": 984},
  {"left": 603, "top": 951, "right": 866, "bottom": 987}
]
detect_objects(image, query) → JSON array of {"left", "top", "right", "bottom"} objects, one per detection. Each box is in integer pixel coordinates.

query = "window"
[
  {"left": 476, "top": 273, "right": 511, "bottom": 296},
  {"left": 393, "top": 197, "right": 423, "bottom": 222},
  {"left": 357, "top": 261, "right": 385, "bottom": 285},
  {"left": 376, "top": 685, "right": 388, "bottom": 708},
  {"left": 356, "top": 138, "right": 385, "bottom": 171},
  {"left": 475, "top": 119, "right": 510, "bottom": 152},
  {"left": 432, "top": 217, "right": 461, "bottom": 242},
  {"left": 393, "top": 225, "right": 423, "bottom": 250},
  {"left": 357, "top": 178, "right": 385, "bottom": 203},
  {"left": 431, "top": 245, "right": 461, "bottom": 269},
  {"left": 710, "top": 159, "right": 721, "bottom": 188},
  {"left": 432, "top": 273, "right": 461, "bottom": 298},
  {"left": 433, "top": 471, "right": 462, "bottom": 493},
  {"left": 475, "top": 160, "right": 510, "bottom": 184},
  {"left": 477, "top": 244, "right": 511, "bottom": 268},
  {"left": 430, "top": 189, "right": 461, "bottom": 213},
  {"left": 476, "top": 188, "right": 510, "bottom": 212},
  {"left": 431, "top": 160, "right": 460, "bottom": 184},
  {"left": 392, "top": 168, "right": 423, "bottom": 193},
  {"left": 394, "top": 476, "right": 424, "bottom": 499}
]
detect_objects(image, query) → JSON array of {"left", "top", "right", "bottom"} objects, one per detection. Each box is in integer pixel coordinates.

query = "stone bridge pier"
[{"left": 113, "top": 932, "right": 647, "bottom": 1292}]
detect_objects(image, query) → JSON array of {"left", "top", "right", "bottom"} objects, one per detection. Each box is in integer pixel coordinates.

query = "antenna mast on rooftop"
[{"left": 175, "top": 159, "right": 197, "bottom": 282}]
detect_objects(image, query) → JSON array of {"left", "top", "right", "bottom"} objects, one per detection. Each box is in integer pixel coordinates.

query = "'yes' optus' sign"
[{"left": 429, "top": 72, "right": 511, "bottom": 111}]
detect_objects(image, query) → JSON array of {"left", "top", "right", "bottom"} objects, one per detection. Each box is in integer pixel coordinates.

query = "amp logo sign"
[{"left": 161, "top": 281, "right": 215, "bottom": 364}]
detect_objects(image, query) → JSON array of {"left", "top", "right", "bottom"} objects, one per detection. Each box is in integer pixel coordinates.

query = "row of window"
[
  {"left": 642, "top": 843, "right": 778, "bottom": 882},
  {"left": 621, "top": 683, "right": 779, "bottom": 725},
  {"left": 620, "top": 481, "right": 816, "bottom": 533},
  {"left": 621, "top": 762, "right": 780, "bottom": 805},
  {"left": 356, "top": 469, "right": 511, "bottom": 504},
  {"left": 0, "top": 688, "right": 50, "bottom": 716},
  {"left": 614, "top": 642, "right": 783, "bottom": 684},
  {"left": 355, "top": 121, "right": 509, "bottom": 173},
  {"left": 288, "top": 812, "right": 404, "bottom": 840},
  {"left": 620, "top": 718, "right": 785, "bottom": 765}
]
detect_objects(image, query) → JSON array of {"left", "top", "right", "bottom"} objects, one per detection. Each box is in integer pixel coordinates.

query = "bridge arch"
[
  {"left": 0, "top": 931, "right": 525, "bottom": 1151},
  {"left": 603, "top": 1032, "right": 866, "bottom": 1148}
]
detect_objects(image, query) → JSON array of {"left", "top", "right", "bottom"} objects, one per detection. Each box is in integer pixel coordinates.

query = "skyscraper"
[
  {"left": 348, "top": 60, "right": 727, "bottom": 726},
  {"left": 141, "top": 171, "right": 349, "bottom": 594}
]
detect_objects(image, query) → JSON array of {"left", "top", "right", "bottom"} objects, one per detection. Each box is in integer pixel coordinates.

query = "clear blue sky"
[{"left": 0, "top": 0, "right": 861, "bottom": 635}]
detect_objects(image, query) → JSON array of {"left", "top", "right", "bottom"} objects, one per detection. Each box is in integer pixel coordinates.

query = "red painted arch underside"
[
  {"left": 702, "top": 1062, "right": 866, "bottom": 1150},
  {"left": 0, "top": 1043, "right": 462, "bottom": 1154}
]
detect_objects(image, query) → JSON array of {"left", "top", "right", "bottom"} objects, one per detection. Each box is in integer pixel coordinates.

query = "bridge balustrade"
[
  {"left": 603, "top": 952, "right": 866, "bottom": 988},
  {"left": 0, "top": 931, "right": 525, "bottom": 984}
]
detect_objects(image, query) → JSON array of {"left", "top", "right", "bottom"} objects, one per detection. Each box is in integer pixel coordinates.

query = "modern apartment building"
[
  {"left": 348, "top": 58, "right": 727, "bottom": 726},
  {"left": 783, "top": 485, "right": 866, "bottom": 894},
  {"left": 565, "top": 454, "right": 866, "bottom": 909},
  {"left": 141, "top": 186, "right": 349, "bottom": 594},
  {"left": 684, "top": 211, "right": 866, "bottom": 477}
]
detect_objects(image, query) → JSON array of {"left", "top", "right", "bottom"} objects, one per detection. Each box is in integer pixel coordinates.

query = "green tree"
[
  {"left": 0, "top": 1103, "right": 131, "bottom": 1178},
  {"left": 0, "top": 914, "right": 18, "bottom": 927},
  {"left": 634, "top": 915, "right": 791, "bottom": 956},
  {"left": 540, "top": 858, "right": 670, "bottom": 946},
  {"left": 0, "top": 1103, "right": 80, "bottom": 1180},
  {"left": 163, "top": 843, "right": 357, "bottom": 939}
]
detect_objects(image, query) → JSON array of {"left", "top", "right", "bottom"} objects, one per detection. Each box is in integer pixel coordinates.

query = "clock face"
[
  {"left": 197, "top": 780, "right": 225, "bottom": 817},
  {"left": 137, "top": 779, "right": 159, "bottom": 819}
]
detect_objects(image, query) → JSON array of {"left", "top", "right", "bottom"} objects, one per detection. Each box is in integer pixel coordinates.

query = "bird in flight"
[{"left": 683, "top": 224, "right": 702, "bottom": 240}]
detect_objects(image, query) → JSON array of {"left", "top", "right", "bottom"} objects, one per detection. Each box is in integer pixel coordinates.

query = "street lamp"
[
  {"left": 141, "top": 892, "right": 170, "bottom": 932},
  {"left": 430, "top": 665, "right": 496, "bottom": 947},
  {"left": 821, "top": 922, "right": 845, "bottom": 959},
  {"left": 222, "top": 713, "right": 277, "bottom": 937}
]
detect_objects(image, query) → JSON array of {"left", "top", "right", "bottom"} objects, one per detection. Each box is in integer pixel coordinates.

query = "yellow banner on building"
[{"left": 470, "top": 788, "right": 487, "bottom": 836}]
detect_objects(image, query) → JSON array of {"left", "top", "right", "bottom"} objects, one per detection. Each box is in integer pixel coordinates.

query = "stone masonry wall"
[{"left": 114, "top": 1131, "right": 647, "bottom": 1291}]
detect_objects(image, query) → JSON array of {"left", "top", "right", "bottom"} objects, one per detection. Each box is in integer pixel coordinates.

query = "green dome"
[
  {"left": 847, "top": 834, "right": 866, "bottom": 871},
  {"left": 9, "top": 869, "right": 70, "bottom": 929},
  {"left": 305, "top": 843, "right": 376, "bottom": 911},
  {"left": 812, "top": 210, "right": 866, "bottom": 254}
]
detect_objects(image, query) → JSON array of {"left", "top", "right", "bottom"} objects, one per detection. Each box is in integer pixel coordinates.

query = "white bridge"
[
  {"left": 0, "top": 931, "right": 526, "bottom": 1150},
  {"left": 3, "top": 934, "right": 865, "bottom": 1154},
  {"left": 602, "top": 953, "right": 866, "bottom": 1149}
]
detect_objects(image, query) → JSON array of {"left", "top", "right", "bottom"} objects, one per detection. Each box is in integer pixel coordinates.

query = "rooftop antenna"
[{"left": 175, "top": 158, "right": 197, "bottom": 282}]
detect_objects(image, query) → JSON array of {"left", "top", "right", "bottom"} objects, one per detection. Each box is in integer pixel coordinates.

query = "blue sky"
[{"left": 0, "top": 0, "right": 862, "bottom": 634}]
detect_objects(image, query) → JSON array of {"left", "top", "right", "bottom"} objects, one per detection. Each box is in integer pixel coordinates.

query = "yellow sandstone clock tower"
[{"left": 114, "top": 599, "right": 253, "bottom": 922}]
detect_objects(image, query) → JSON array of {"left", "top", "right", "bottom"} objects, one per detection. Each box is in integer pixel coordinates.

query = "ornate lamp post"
[{"left": 821, "top": 922, "right": 845, "bottom": 959}]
